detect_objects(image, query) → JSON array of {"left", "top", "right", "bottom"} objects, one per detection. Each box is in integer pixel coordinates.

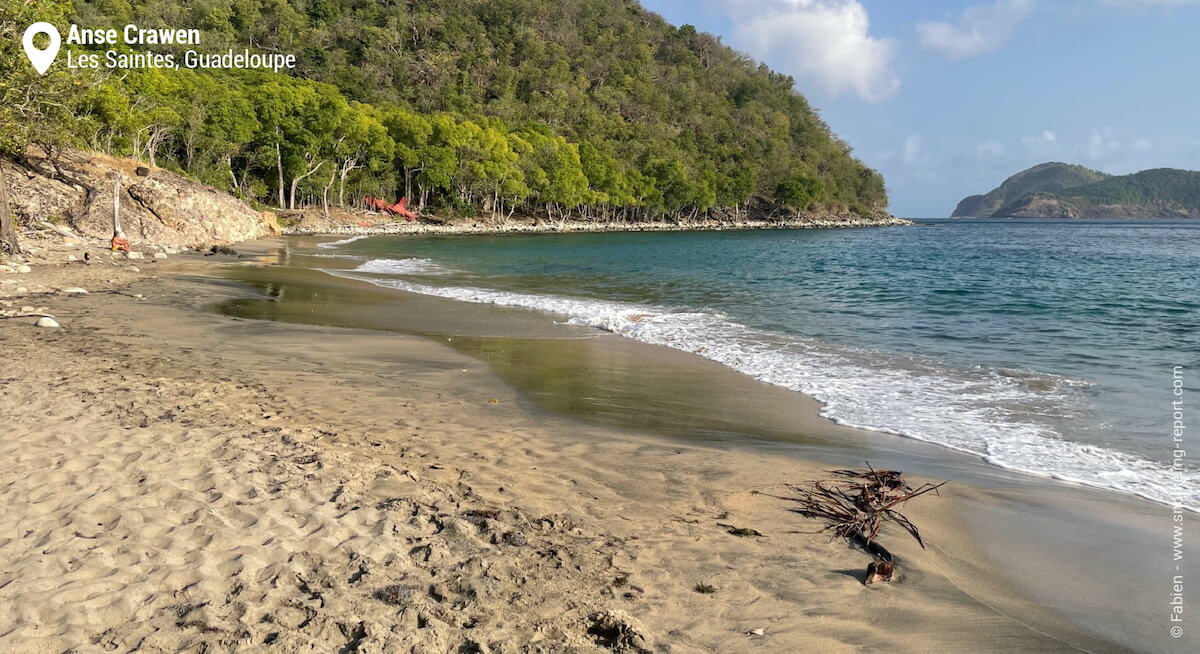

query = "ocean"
[{"left": 313, "top": 219, "right": 1199, "bottom": 510}]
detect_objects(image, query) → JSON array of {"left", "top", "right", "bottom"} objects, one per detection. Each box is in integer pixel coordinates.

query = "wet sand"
[{"left": 0, "top": 238, "right": 1187, "bottom": 652}]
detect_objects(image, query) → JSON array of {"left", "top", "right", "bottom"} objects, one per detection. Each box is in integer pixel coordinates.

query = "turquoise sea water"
[{"left": 317, "top": 219, "right": 1199, "bottom": 509}]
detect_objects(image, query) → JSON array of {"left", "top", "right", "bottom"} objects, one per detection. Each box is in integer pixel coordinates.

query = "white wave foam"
[
  {"left": 317, "top": 235, "right": 370, "bottom": 249},
  {"left": 353, "top": 258, "right": 452, "bottom": 275},
  {"left": 330, "top": 267, "right": 1200, "bottom": 511}
]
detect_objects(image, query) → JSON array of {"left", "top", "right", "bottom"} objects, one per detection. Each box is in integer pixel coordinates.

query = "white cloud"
[
  {"left": 1021, "top": 129, "right": 1058, "bottom": 149},
  {"left": 1087, "top": 128, "right": 1122, "bottom": 160},
  {"left": 976, "top": 140, "right": 1007, "bottom": 157},
  {"left": 717, "top": 1, "right": 899, "bottom": 102},
  {"left": 917, "top": 0, "right": 1036, "bottom": 59},
  {"left": 904, "top": 134, "right": 922, "bottom": 162},
  {"left": 1131, "top": 138, "right": 1152, "bottom": 152}
]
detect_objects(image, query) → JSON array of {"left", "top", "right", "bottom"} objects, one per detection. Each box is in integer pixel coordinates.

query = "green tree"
[
  {"left": 0, "top": 0, "right": 79, "bottom": 252},
  {"left": 332, "top": 102, "right": 393, "bottom": 208},
  {"left": 775, "top": 176, "right": 824, "bottom": 211},
  {"left": 383, "top": 108, "right": 433, "bottom": 204}
]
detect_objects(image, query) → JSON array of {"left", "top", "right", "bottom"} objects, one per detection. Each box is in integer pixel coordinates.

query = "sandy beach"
[{"left": 0, "top": 236, "right": 1173, "bottom": 653}]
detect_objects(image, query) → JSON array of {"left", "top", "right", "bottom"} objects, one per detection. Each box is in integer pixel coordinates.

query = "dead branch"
[
  {"left": 35, "top": 220, "right": 82, "bottom": 240},
  {"left": 779, "top": 462, "right": 947, "bottom": 584},
  {"left": 0, "top": 313, "right": 56, "bottom": 320}
]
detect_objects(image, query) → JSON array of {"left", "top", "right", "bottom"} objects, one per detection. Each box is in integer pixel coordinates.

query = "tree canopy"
[{"left": 9, "top": 0, "right": 889, "bottom": 221}]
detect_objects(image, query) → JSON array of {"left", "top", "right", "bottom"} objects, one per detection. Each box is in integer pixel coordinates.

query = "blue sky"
[{"left": 639, "top": 0, "right": 1200, "bottom": 217}]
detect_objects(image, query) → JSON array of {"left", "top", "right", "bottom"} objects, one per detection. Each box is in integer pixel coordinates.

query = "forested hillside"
[
  {"left": 3, "top": 0, "right": 888, "bottom": 228},
  {"left": 952, "top": 161, "right": 1200, "bottom": 219},
  {"left": 991, "top": 168, "right": 1200, "bottom": 219},
  {"left": 952, "top": 162, "right": 1109, "bottom": 217},
  {"left": 1058, "top": 168, "right": 1200, "bottom": 207}
]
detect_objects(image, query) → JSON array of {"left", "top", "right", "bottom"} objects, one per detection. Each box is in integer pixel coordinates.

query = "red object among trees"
[{"left": 365, "top": 196, "right": 417, "bottom": 221}]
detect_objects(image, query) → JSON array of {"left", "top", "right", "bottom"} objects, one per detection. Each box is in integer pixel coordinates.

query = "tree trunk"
[
  {"left": 226, "top": 156, "right": 241, "bottom": 196},
  {"left": 112, "top": 172, "right": 123, "bottom": 237},
  {"left": 337, "top": 157, "right": 358, "bottom": 208},
  {"left": 322, "top": 167, "right": 336, "bottom": 218},
  {"left": 0, "top": 160, "right": 20, "bottom": 255},
  {"left": 275, "top": 141, "right": 285, "bottom": 208},
  {"left": 289, "top": 159, "right": 325, "bottom": 210}
]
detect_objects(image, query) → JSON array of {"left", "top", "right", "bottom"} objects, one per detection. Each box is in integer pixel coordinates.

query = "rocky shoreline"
[
  {"left": 5, "top": 150, "right": 908, "bottom": 253},
  {"left": 283, "top": 211, "right": 912, "bottom": 238}
]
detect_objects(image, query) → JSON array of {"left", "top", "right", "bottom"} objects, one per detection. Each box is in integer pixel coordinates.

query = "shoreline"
[
  {"left": 0, "top": 234, "right": 1180, "bottom": 652},
  {"left": 280, "top": 211, "right": 913, "bottom": 239},
  {"left": 228, "top": 236, "right": 1194, "bottom": 652}
]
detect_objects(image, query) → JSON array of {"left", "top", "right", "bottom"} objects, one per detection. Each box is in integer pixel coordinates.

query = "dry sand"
[{"left": 0, "top": 237, "right": 1133, "bottom": 652}]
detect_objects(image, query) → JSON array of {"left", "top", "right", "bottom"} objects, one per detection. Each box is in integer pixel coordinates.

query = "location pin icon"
[{"left": 23, "top": 22, "right": 61, "bottom": 75}]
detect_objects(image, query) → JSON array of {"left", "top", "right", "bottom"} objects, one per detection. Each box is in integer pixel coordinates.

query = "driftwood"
[
  {"left": 0, "top": 313, "right": 56, "bottom": 320},
  {"left": 780, "top": 462, "right": 946, "bottom": 584},
  {"left": 35, "top": 220, "right": 80, "bottom": 240}
]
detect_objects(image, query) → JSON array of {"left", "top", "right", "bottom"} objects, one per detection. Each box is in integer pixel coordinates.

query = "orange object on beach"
[{"left": 364, "top": 196, "right": 417, "bottom": 221}]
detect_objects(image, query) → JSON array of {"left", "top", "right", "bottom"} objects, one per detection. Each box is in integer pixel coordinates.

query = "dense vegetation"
[
  {"left": 952, "top": 162, "right": 1110, "bottom": 217},
  {"left": 2, "top": 0, "right": 887, "bottom": 233},
  {"left": 1057, "top": 168, "right": 1200, "bottom": 208},
  {"left": 957, "top": 163, "right": 1200, "bottom": 219},
  {"left": 1, "top": 0, "right": 82, "bottom": 251}
]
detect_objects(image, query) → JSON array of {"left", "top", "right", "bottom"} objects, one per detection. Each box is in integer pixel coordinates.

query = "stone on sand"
[
  {"left": 127, "top": 251, "right": 144, "bottom": 260},
  {"left": 154, "top": 252, "right": 168, "bottom": 259},
  {"left": 587, "top": 610, "right": 650, "bottom": 652},
  {"left": 61, "top": 287, "right": 88, "bottom": 295},
  {"left": 36, "top": 316, "right": 60, "bottom": 328},
  {"left": 16, "top": 265, "right": 31, "bottom": 274},
  {"left": 444, "top": 517, "right": 480, "bottom": 542}
]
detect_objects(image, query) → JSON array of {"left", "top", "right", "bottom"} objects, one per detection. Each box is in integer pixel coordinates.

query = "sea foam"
[
  {"left": 332, "top": 260, "right": 1200, "bottom": 512},
  {"left": 352, "top": 258, "right": 452, "bottom": 275},
  {"left": 317, "top": 234, "right": 370, "bottom": 249}
]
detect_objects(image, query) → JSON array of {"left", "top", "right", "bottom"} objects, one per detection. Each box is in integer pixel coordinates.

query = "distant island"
[{"left": 952, "top": 162, "right": 1200, "bottom": 218}]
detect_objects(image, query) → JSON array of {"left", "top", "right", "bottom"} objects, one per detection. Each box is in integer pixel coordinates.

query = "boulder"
[
  {"left": 261, "top": 211, "right": 282, "bottom": 235},
  {"left": 2, "top": 160, "right": 81, "bottom": 226},
  {"left": 36, "top": 316, "right": 60, "bottom": 328}
]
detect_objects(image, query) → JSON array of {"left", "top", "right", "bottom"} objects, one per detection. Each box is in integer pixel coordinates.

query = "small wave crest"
[
  {"left": 330, "top": 267, "right": 1200, "bottom": 511},
  {"left": 317, "top": 235, "right": 370, "bottom": 249},
  {"left": 353, "top": 258, "right": 452, "bottom": 275}
]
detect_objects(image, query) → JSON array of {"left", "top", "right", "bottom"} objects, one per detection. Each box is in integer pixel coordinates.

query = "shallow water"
[{"left": 298, "top": 220, "right": 1198, "bottom": 510}]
